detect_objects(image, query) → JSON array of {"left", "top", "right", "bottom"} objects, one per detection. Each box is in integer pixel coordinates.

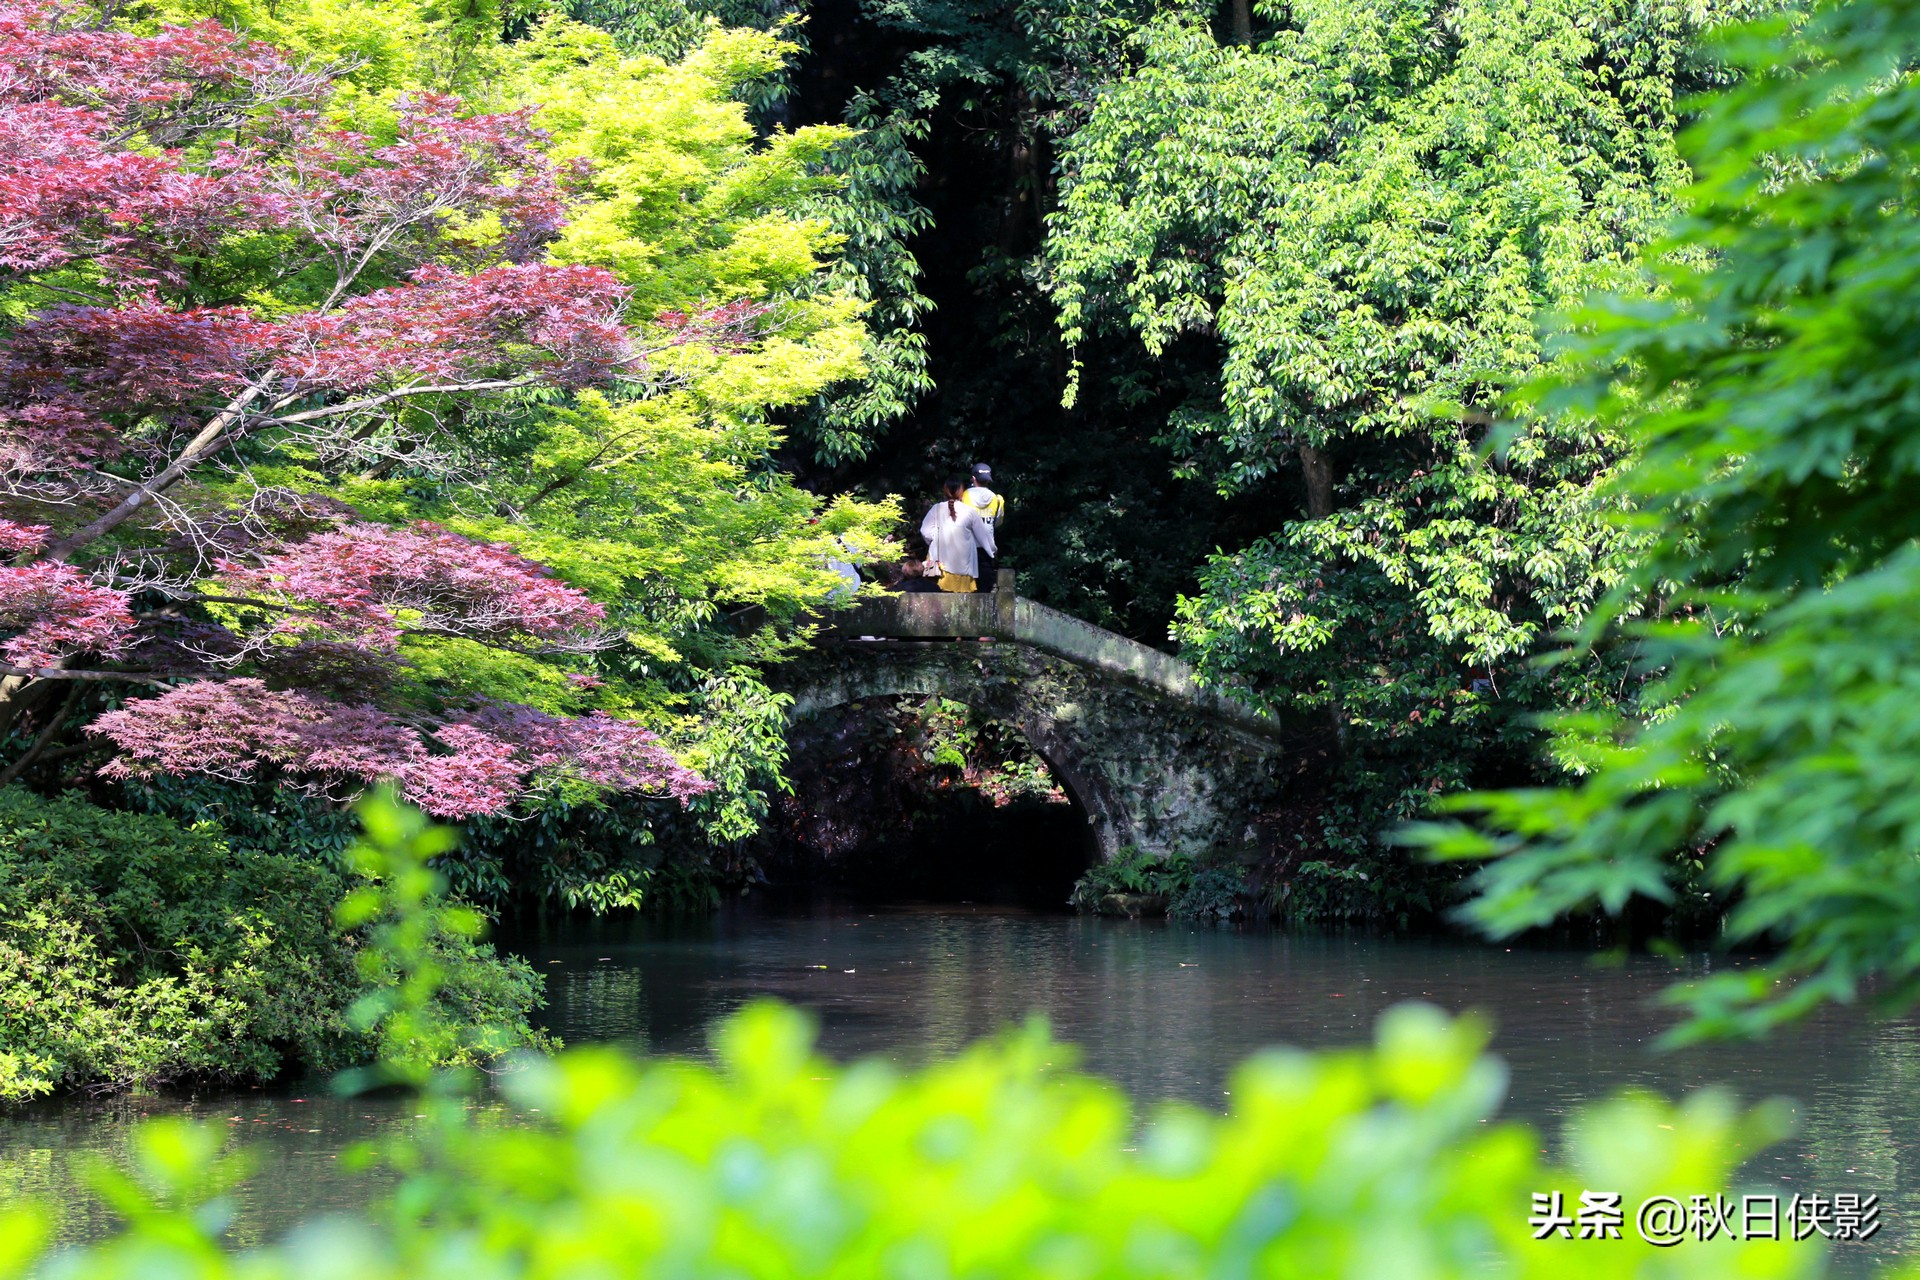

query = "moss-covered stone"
[{"left": 780, "top": 612, "right": 1298, "bottom": 861}]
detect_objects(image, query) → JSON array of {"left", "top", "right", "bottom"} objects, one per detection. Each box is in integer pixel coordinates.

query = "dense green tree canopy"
[
  {"left": 1050, "top": 0, "right": 1724, "bottom": 699},
  {"left": 1041, "top": 0, "right": 1755, "bottom": 905},
  {"left": 1429, "top": 0, "right": 1920, "bottom": 1040}
]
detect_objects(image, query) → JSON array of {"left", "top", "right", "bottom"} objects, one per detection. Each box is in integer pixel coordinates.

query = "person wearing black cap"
[{"left": 962, "top": 463, "right": 1004, "bottom": 584}]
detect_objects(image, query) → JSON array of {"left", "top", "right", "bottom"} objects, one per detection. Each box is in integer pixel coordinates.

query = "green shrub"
[
  {"left": 1070, "top": 848, "right": 1249, "bottom": 918},
  {"left": 0, "top": 788, "right": 358, "bottom": 1098},
  {"left": 0, "top": 788, "right": 546, "bottom": 1098},
  {"left": 335, "top": 792, "right": 554, "bottom": 1086},
  {"left": 4, "top": 1000, "right": 1821, "bottom": 1278}
]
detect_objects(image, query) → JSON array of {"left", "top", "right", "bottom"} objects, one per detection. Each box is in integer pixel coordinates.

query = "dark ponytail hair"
[{"left": 943, "top": 475, "right": 967, "bottom": 519}]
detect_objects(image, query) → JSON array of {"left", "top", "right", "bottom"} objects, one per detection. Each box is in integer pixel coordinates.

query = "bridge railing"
[{"left": 826, "top": 569, "right": 1018, "bottom": 638}]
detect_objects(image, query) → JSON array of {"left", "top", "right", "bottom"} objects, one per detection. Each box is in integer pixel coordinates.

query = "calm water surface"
[{"left": 6, "top": 898, "right": 1916, "bottom": 1271}]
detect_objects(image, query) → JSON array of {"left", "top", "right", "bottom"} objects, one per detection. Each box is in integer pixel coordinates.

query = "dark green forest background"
[
  {"left": 606, "top": 0, "right": 1268, "bottom": 642},
  {"left": 582, "top": 0, "right": 1750, "bottom": 921}
]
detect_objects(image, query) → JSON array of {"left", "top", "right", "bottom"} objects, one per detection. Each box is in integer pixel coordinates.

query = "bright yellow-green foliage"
[
  {"left": 125, "top": 0, "right": 544, "bottom": 96},
  {"left": 0, "top": 1000, "right": 1833, "bottom": 1278},
  {"left": 518, "top": 21, "right": 843, "bottom": 299},
  {"left": 474, "top": 20, "right": 890, "bottom": 842},
  {"left": 506, "top": 17, "right": 875, "bottom": 422},
  {"left": 109, "top": 1, "right": 899, "bottom": 859},
  {"left": 470, "top": 21, "right": 891, "bottom": 695}
]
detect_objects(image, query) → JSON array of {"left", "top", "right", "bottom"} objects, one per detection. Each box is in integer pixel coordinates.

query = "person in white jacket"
[{"left": 920, "top": 475, "right": 998, "bottom": 593}]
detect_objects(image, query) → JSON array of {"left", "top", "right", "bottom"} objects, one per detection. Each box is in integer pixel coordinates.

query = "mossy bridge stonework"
[{"left": 774, "top": 574, "right": 1291, "bottom": 861}]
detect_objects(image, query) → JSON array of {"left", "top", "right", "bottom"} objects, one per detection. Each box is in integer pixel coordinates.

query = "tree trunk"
[
  {"left": 0, "top": 670, "right": 64, "bottom": 759},
  {"left": 1231, "top": 0, "right": 1252, "bottom": 44},
  {"left": 1000, "top": 89, "right": 1037, "bottom": 256},
  {"left": 0, "top": 682, "right": 80, "bottom": 788},
  {"left": 1294, "top": 441, "right": 1344, "bottom": 745},
  {"left": 1030, "top": 128, "right": 1052, "bottom": 244},
  {"left": 0, "top": 675, "right": 29, "bottom": 743},
  {"left": 1299, "top": 442, "right": 1334, "bottom": 518},
  {"left": 40, "top": 382, "right": 269, "bottom": 563}
]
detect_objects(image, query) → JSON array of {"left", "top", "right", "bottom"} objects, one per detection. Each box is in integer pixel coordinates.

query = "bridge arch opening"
[{"left": 762, "top": 692, "right": 1100, "bottom": 909}]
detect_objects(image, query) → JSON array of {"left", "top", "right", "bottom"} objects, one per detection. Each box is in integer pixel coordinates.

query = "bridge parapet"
[
  {"left": 786, "top": 577, "right": 1294, "bottom": 858},
  {"left": 827, "top": 582, "right": 1013, "bottom": 639}
]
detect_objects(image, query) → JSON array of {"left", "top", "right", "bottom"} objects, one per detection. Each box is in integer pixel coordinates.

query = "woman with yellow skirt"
[{"left": 919, "top": 475, "right": 998, "bottom": 592}]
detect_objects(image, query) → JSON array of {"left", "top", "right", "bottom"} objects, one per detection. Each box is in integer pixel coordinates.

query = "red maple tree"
[{"left": 0, "top": 1, "right": 752, "bottom": 811}]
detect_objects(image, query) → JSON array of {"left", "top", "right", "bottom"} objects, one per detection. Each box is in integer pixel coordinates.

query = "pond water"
[{"left": 5, "top": 897, "right": 1916, "bottom": 1273}]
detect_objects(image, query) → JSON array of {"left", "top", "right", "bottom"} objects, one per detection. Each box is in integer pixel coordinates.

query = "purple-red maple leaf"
[{"left": 0, "top": 3, "right": 780, "bottom": 814}]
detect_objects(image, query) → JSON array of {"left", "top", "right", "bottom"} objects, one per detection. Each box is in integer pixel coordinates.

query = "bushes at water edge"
[{"left": 0, "top": 788, "right": 545, "bottom": 1099}]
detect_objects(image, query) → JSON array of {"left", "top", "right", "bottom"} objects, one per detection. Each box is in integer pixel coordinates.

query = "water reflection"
[{"left": 4, "top": 899, "right": 1915, "bottom": 1274}]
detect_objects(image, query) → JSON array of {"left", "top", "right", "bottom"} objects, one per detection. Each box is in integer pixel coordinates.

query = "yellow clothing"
[
  {"left": 963, "top": 486, "right": 1005, "bottom": 524},
  {"left": 937, "top": 571, "right": 977, "bottom": 593},
  {"left": 919, "top": 501, "right": 996, "bottom": 578}
]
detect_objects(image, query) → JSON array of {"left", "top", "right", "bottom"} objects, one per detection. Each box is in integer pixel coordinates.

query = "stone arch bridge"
[{"left": 774, "top": 574, "right": 1294, "bottom": 861}]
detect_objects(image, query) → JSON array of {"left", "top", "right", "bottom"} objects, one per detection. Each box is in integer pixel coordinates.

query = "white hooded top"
[{"left": 920, "top": 498, "right": 998, "bottom": 580}]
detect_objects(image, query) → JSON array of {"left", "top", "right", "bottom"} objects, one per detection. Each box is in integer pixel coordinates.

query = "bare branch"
[{"left": 0, "top": 664, "right": 216, "bottom": 684}]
